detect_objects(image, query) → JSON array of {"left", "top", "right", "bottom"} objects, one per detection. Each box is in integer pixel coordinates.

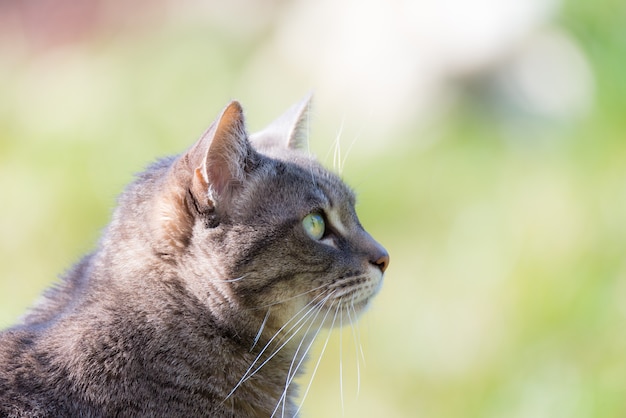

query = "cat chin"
[
  {"left": 347, "top": 297, "right": 374, "bottom": 315},
  {"left": 319, "top": 299, "right": 373, "bottom": 330}
]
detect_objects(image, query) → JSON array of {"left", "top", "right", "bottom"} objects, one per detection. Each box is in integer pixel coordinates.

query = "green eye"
[{"left": 302, "top": 212, "right": 325, "bottom": 240}]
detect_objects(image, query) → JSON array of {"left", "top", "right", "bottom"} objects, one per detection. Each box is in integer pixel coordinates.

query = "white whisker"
[
  {"left": 340, "top": 306, "right": 345, "bottom": 415},
  {"left": 334, "top": 120, "right": 345, "bottom": 174},
  {"left": 251, "top": 308, "right": 271, "bottom": 351},
  {"left": 334, "top": 136, "right": 341, "bottom": 174},
  {"left": 252, "top": 283, "right": 328, "bottom": 310},
  {"left": 263, "top": 291, "right": 334, "bottom": 362},
  {"left": 340, "top": 124, "right": 362, "bottom": 174},
  {"left": 241, "top": 292, "right": 335, "bottom": 387},
  {"left": 286, "top": 296, "right": 335, "bottom": 385},
  {"left": 215, "top": 274, "right": 249, "bottom": 283},
  {"left": 305, "top": 98, "right": 312, "bottom": 157},
  {"left": 225, "top": 292, "right": 329, "bottom": 400},
  {"left": 323, "top": 118, "right": 345, "bottom": 172},
  {"left": 272, "top": 295, "right": 334, "bottom": 418},
  {"left": 348, "top": 303, "right": 361, "bottom": 397},
  {"left": 278, "top": 301, "right": 325, "bottom": 417},
  {"left": 351, "top": 304, "right": 367, "bottom": 366},
  {"left": 295, "top": 299, "right": 342, "bottom": 417},
  {"left": 285, "top": 300, "right": 324, "bottom": 382}
]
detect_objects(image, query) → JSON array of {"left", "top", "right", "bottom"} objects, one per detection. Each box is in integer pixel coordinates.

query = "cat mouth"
[{"left": 327, "top": 273, "right": 383, "bottom": 313}]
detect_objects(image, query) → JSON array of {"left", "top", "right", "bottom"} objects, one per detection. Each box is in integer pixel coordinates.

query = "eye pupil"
[{"left": 303, "top": 213, "right": 325, "bottom": 240}]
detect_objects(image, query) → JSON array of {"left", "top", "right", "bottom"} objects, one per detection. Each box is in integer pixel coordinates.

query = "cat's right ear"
[
  {"left": 187, "top": 101, "right": 253, "bottom": 211},
  {"left": 250, "top": 94, "right": 312, "bottom": 151}
]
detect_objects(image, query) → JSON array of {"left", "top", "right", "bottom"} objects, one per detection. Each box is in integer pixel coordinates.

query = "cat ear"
[
  {"left": 250, "top": 94, "right": 312, "bottom": 151},
  {"left": 188, "top": 101, "right": 252, "bottom": 208},
  {"left": 152, "top": 101, "right": 251, "bottom": 253}
]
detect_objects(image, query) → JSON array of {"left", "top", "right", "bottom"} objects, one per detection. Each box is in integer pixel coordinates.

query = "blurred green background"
[{"left": 1, "top": 1, "right": 625, "bottom": 417}]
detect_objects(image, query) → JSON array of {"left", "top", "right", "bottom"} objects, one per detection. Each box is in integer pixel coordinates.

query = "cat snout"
[
  {"left": 371, "top": 248, "right": 389, "bottom": 273},
  {"left": 359, "top": 230, "right": 389, "bottom": 274},
  {"left": 363, "top": 237, "right": 389, "bottom": 274}
]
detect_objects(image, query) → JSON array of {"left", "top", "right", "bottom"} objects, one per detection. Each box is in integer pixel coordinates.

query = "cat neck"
[{"left": 39, "top": 257, "right": 305, "bottom": 416}]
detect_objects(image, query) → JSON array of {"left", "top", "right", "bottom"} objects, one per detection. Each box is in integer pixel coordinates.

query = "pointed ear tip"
[
  {"left": 225, "top": 100, "right": 244, "bottom": 115},
  {"left": 289, "top": 93, "right": 313, "bottom": 118},
  {"left": 217, "top": 100, "right": 245, "bottom": 128}
]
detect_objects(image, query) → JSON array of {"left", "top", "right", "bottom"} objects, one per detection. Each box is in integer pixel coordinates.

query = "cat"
[{"left": 0, "top": 96, "right": 389, "bottom": 417}]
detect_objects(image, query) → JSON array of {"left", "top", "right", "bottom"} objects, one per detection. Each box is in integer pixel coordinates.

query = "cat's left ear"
[
  {"left": 152, "top": 102, "right": 251, "bottom": 252},
  {"left": 250, "top": 93, "right": 312, "bottom": 151},
  {"left": 187, "top": 101, "right": 253, "bottom": 209}
]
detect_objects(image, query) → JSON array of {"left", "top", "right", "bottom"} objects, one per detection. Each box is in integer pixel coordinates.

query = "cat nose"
[
  {"left": 371, "top": 248, "right": 390, "bottom": 273},
  {"left": 360, "top": 229, "right": 389, "bottom": 274}
]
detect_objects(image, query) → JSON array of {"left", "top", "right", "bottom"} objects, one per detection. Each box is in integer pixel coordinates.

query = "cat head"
[{"left": 150, "top": 96, "right": 388, "bottom": 335}]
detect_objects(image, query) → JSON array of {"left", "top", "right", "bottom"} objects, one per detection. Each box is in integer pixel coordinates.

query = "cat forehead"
[
  {"left": 241, "top": 151, "right": 355, "bottom": 214},
  {"left": 272, "top": 156, "right": 355, "bottom": 207}
]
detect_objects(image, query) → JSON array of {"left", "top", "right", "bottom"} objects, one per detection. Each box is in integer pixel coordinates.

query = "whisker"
[
  {"left": 251, "top": 283, "right": 328, "bottom": 310},
  {"left": 323, "top": 117, "right": 345, "bottom": 171},
  {"left": 305, "top": 97, "right": 312, "bottom": 157},
  {"left": 251, "top": 307, "right": 271, "bottom": 351},
  {"left": 272, "top": 297, "right": 331, "bottom": 418},
  {"left": 334, "top": 121, "right": 344, "bottom": 174},
  {"left": 340, "top": 305, "right": 344, "bottom": 416},
  {"left": 340, "top": 123, "right": 363, "bottom": 174},
  {"left": 214, "top": 273, "right": 249, "bottom": 283},
  {"left": 334, "top": 135, "right": 341, "bottom": 174},
  {"left": 225, "top": 292, "right": 328, "bottom": 400},
  {"left": 275, "top": 295, "right": 338, "bottom": 417},
  {"left": 240, "top": 292, "right": 334, "bottom": 388},
  {"left": 295, "top": 299, "right": 342, "bottom": 417},
  {"left": 285, "top": 299, "right": 326, "bottom": 382},
  {"left": 263, "top": 291, "right": 333, "bottom": 362},
  {"left": 282, "top": 302, "right": 325, "bottom": 416},
  {"left": 351, "top": 304, "right": 367, "bottom": 366},
  {"left": 348, "top": 303, "right": 361, "bottom": 397}
]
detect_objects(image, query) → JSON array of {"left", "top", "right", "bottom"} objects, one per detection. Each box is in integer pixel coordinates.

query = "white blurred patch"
[
  {"left": 238, "top": 0, "right": 589, "bottom": 143},
  {"left": 492, "top": 28, "right": 595, "bottom": 121}
]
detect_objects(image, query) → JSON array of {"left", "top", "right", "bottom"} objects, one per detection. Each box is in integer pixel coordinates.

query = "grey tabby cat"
[{"left": 0, "top": 97, "right": 389, "bottom": 417}]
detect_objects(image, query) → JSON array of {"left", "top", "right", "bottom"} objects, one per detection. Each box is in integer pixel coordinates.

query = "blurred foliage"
[{"left": 1, "top": 1, "right": 625, "bottom": 417}]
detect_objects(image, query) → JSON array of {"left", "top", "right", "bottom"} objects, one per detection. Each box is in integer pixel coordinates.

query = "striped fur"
[{"left": 0, "top": 97, "right": 388, "bottom": 417}]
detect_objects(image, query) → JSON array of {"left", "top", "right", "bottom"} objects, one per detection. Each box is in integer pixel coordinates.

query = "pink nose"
[
  {"left": 361, "top": 229, "right": 389, "bottom": 274},
  {"left": 372, "top": 251, "right": 389, "bottom": 273}
]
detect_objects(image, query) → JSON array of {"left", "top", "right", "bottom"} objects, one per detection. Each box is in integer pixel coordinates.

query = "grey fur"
[{"left": 0, "top": 97, "right": 389, "bottom": 417}]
